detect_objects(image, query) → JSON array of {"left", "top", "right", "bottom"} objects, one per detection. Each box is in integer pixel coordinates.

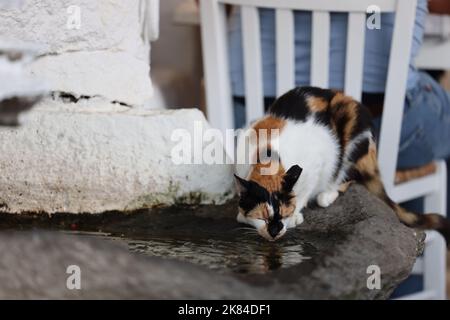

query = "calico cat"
[{"left": 235, "top": 86, "right": 450, "bottom": 243}]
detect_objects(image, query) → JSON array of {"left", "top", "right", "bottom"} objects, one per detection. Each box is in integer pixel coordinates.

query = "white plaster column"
[{"left": 0, "top": 0, "right": 234, "bottom": 214}]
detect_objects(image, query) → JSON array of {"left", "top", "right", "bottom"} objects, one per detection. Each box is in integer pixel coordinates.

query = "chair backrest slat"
[
  {"left": 241, "top": 6, "right": 265, "bottom": 125},
  {"left": 378, "top": 0, "right": 417, "bottom": 190},
  {"left": 311, "top": 11, "right": 330, "bottom": 88},
  {"left": 276, "top": 9, "right": 295, "bottom": 97},
  {"left": 199, "top": 0, "right": 233, "bottom": 139},
  {"left": 344, "top": 12, "right": 366, "bottom": 101}
]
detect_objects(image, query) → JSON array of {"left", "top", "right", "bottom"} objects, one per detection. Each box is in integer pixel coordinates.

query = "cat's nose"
[{"left": 268, "top": 220, "right": 283, "bottom": 238}]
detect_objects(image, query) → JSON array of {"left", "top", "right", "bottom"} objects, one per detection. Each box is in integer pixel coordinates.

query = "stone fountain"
[{"left": 0, "top": 185, "right": 424, "bottom": 299}]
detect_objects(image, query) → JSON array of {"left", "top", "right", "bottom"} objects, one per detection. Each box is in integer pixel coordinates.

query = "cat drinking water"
[{"left": 235, "top": 86, "right": 450, "bottom": 243}]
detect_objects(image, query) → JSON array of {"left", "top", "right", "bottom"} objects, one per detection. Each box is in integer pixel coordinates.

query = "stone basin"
[{"left": 0, "top": 185, "right": 424, "bottom": 299}]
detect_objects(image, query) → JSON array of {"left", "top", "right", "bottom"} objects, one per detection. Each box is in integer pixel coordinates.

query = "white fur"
[
  {"left": 276, "top": 116, "right": 340, "bottom": 211},
  {"left": 317, "top": 190, "right": 339, "bottom": 208},
  {"left": 283, "top": 212, "right": 304, "bottom": 228},
  {"left": 334, "top": 130, "right": 372, "bottom": 187}
]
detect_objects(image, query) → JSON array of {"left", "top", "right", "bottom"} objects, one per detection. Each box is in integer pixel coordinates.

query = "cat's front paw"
[
  {"left": 317, "top": 190, "right": 339, "bottom": 208},
  {"left": 293, "top": 212, "right": 304, "bottom": 226},
  {"left": 286, "top": 212, "right": 304, "bottom": 229}
]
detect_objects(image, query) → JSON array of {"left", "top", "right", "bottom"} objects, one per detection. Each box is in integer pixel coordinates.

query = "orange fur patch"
[
  {"left": 280, "top": 202, "right": 296, "bottom": 218},
  {"left": 355, "top": 140, "right": 378, "bottom": 176},
  {"left": 307, "top": 96, "right": 328, "bottom": 112},
  {"left": 330, "top": 93, "right": 359, "bottom": 147},
  {"left": 252, "top": 116, "right": 286, "bottom": 143},
  {"left": 247, "top": 116, "right": 287, "bottom": 192},
  {"left": 246, "top": 203, "right": 269, "bottom": 220},
  {"left": 249, "top": 161, "right": 285, "bottom": 193},
  {"left": 330, "top": 92, "right": 354, "bottom": 106},
  {"left": 338, "top": 181, "right": 353, "bottom": 193}
]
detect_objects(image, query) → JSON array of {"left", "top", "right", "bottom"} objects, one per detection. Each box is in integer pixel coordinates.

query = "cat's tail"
[{"left": 354, "top": 139, "right": 450, "bottom": 247}]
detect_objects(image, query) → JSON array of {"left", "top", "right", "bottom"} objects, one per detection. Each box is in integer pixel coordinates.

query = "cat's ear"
[
  {"left": 282, "top": 165, "right": 302, "bottom": 191},
  {"left": 234, "top": 174, "right": 251, "bottom": 195}
]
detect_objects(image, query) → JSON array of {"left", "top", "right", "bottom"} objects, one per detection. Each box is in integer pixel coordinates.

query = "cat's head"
[{"left": 234, "top": 165, "right": 302, "bottom": 241}]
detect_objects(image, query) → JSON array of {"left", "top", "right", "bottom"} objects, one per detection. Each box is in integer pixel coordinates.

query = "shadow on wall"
[{"left": 151, "top": 0, "right": 203, "bottom": 110}]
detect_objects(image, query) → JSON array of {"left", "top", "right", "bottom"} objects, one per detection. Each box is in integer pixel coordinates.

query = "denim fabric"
[
  {"left": 372, "top": 71, "right": 450, "bottom": 169},
  {"left": 390, "top": 275, "right": 424, "bottom": 298}
]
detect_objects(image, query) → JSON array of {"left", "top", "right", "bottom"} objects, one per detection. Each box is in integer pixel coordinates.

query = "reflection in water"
[
  {"left": 126, "top": 234, "right": 313, "bottom": 274},
  {"left": 60, "top": 224, "right": 316, "bottom": 275}
]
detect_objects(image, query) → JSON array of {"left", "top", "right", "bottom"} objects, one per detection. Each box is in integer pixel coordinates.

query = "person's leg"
[
  {"left": 416, "top": 73, "right": 450, "bottom": 218},
  {"left": 403, "top": 72, "right": 450, "bottom": 216},
  {"left": 371, "top": 71, "right": 450, "bottom": 171},
  {"left": 417, "top": 73, "right": 450, "bottom": 162},
  {"left": 394, "top": 72, "right": 450, "bottom": 215}
]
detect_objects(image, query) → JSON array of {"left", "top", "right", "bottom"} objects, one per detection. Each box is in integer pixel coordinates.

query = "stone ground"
[{"left": 0, "top": 185, "right": 424, "bottom": 299}]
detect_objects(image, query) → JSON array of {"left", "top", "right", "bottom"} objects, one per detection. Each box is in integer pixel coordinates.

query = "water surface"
[{"left": 0, "top": 203, "right": 327, "bottom": 274}]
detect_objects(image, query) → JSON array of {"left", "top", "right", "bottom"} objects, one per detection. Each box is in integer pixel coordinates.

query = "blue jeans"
[
  {"left": 371, "top": 71, "right": 450, "bottom": 215},
  {"left": 372, "top": 71, "right": 450, "bottom": 170}
]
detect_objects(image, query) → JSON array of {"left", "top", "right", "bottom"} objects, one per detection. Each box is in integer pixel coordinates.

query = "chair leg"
[
  {"left": 423, "top": 161, "right": 447, "bottom": 300},
  {"left": 423, "top": 231, "right": 446, "bottom": 299}
]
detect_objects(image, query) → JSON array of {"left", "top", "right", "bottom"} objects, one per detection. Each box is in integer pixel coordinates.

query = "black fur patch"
[
  {"left": 268, "top": 86, "right": 335, "bottom": 122},
  {"left": 274, "top": 190, "right": 295, "bottom": 205},
  {"left": 332, "top": 108, "right": 349, "bottom": 177},
  {"left": 268, "top": 193, "right": 283, "bottom": 238},
  {"left": 351, "top": 104, "right": 373, "bottom": 139},
  {"left": 269, "top": 194, "right": 281, "bottom": 218},
  {"left": 281, "top": 165, "right": 302, "bottom": 192},
  {"left": 315, "top": 110, "right": 332, "bottom": 127},
  {"left": 235, "top": 175, "right": 270, "bottom": 214},
  {"left": 348, "top": 138, "right": 370, "bottom": 164}
]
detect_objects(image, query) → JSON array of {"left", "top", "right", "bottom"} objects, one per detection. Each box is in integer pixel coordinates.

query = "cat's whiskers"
[
  {"left": 235, "top": 227, "right": 256, "bottom": 231},
  {"left": 235, "top": 227, "right": 259, "bottom": 236}
]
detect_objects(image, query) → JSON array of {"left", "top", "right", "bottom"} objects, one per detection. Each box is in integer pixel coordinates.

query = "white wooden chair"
[{"left": 200, "top": 0, "right": 447, "bottom": 300}]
